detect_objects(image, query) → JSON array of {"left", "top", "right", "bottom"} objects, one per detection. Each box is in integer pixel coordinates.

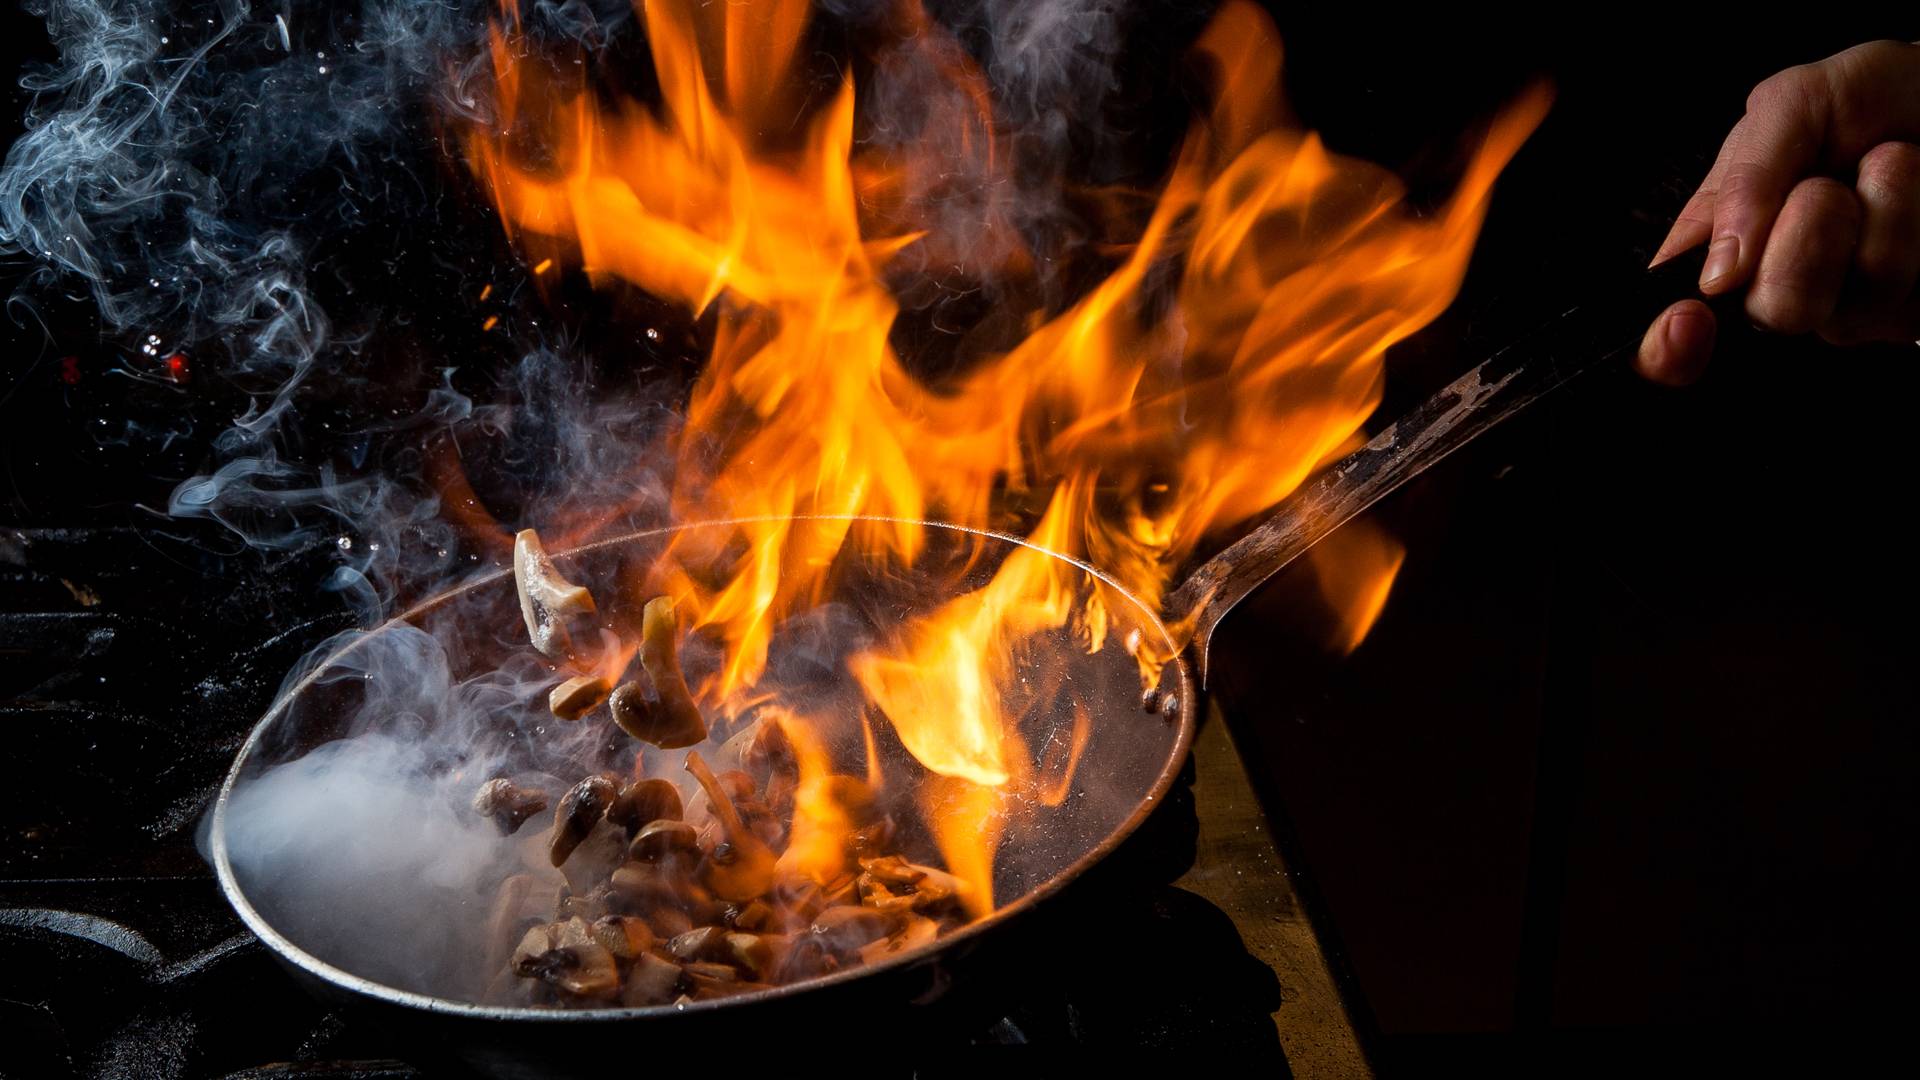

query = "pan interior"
[{"left": 212, "top": 518, "right": 1189, "bottom": 1011}]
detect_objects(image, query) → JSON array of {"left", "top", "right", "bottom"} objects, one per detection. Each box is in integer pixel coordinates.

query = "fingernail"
[
  {"left": 1700, "top": 236, "right": 1739, "bottom": 290},
  {"left": 1664, "top": 307, "right": 1707, "bottom": 353}
]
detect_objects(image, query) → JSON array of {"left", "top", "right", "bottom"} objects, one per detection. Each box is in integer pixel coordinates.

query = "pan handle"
[{"left": 1165, "top": 245, "right": 1739, "bottom": 686}]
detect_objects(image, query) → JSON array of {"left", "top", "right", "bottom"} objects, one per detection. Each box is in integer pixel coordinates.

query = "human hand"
[{"left": 1638, "top": 40, "right": 1920, "bottom": 386}]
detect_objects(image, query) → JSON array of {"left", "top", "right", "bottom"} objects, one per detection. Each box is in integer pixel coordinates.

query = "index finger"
[{"left": 1696, "top": 65, "right": 1832, "bottom": 295}]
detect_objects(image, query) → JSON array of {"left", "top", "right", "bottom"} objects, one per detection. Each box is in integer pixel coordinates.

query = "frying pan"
[{"left": 208, "top": 251, "right": 1715, "bottom": 1076}]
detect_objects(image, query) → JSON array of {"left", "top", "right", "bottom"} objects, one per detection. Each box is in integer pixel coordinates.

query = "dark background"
[
  {"left": 1208, "top": 8, "right": 1920, "bottom": 1072},
  {"left": 4, "top": 3, "right": 1919, "bottom": 1074}
]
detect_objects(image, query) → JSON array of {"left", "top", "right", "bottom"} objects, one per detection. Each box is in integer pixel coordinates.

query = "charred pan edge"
[{"left": 209, "top": 515, "right": 1196, "bottom": 1021}]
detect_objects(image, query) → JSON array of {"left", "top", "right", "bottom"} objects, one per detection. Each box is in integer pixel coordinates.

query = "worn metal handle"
[{"left": 1167, "top": 247, "right": 1732, "bottom": 685}]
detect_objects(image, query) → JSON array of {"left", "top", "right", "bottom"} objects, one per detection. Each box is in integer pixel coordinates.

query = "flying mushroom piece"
[
  {"left": 472, "top": 778, "right": 550, "bottom": 835},
  {"left": 606, "top": 598, "right": 707, "bottom": 748},
  {"left": 513, "top": 529, "right": 597, "bottom": 660},
  {"left": 548, "top": 674, "right": 611, "bottom": 721}
]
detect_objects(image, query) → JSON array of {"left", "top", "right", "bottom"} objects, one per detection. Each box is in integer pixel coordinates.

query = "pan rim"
[{"left": 209, "top": 514, "right": 1196, "bottom": 1021}]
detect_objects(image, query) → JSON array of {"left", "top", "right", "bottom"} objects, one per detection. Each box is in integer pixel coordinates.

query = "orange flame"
[
  {"left": 769, "top": 709, "right": 852, "bottom": 889},
  {"left": 461, "top": 0, "right": 1545, "bottom": 922}
]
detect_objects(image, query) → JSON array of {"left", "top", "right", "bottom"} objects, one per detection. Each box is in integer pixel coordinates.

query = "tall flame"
[{"left": 463, "top": 0, "right": 1545, "bottom": 918}]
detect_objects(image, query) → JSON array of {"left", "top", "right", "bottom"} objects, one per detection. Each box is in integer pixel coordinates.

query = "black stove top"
[{"left": 0, "top": 523, "right": 1288, "bottom": 1077}]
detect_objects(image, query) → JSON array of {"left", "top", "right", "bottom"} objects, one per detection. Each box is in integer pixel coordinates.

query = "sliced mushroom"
[
  {"left": 854, "top": 875, "right": 916, "bottom": 917},
  {"left": 857, "top": 855, "right": 923, "bottom": 888},
  {"left": 606, "top": 598, "right": 707, "bottom": 748},
  {"left": 820, "top": 871, "right": 859, "bottom": 910},
  {"left": 513, "top": 529, "right": 597, "bottom": 660},
  {"left": 859, "top": 856, "right": 962, "bottom": 912},
  {"left": 472, "top": 778, "right": 549, "bottom": 835},
  {"left": 642, "top": 906, "right": 695, "bottom": 940},
  {"left": 550, "top": 941, "right": 620, "bottom": 999},
  {"left": 511, "top": 924, "right": 558, "bottom": 977},
  {"left": 858, "top": 913, "right": 940, "bottom": 966},
  {"left": 722, "top": 932, "right": 773, "bottom": 981},
  {"left": 590, "top": 915, "right": 654, "bottom": 961},
  {"left": 628, "top": 819, "right": 700, "bottom": 863},
  {"left": 622, "top": 952, "right": 684, "bottom": 1007},
  {"left": 485, "top": 874, "right": 536, "bottom": 974},
  {"left": 554, "top": 884, "right": 614, "bottom": 923},
  {"left": 847, "top": 815, "right": 896, "bottom": 858},
  {"left": 810, "top": 905, "right": 896, "bottom": 954},
  {"left": 605, "top": 778, "right": 683, "bottom": 834},
  {"left": 607, "top": 680, "right": 707, "bottom": 750},
  {"left": 548, "top": 674, "right": 611, "bottom": 721},
  {"left": 771, "top": 933, "right": 838, "bottom": 984},
  {"left": 608, "top": 861, "right": 689, "bottom": 910},
  {"left": 718, "top": 712, "right": 797, "bottom": 779},
  {"left": 667, "top": 925, "right": 728, "bottom": 963},
  {"left": 684, "top": 750, "right": 776, "bottom": 902},
  {"left": 548, "top": 774, "right": 617, "bottom": 867},
  {"left": 729, "top": 899, "right": 773, "bottom": 932},
  {"left": 510, "top": 918, "right": 621, "bottom": 1000}
]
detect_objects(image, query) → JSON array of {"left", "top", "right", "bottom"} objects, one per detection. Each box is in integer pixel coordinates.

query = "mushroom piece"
[
  {"left": 628, "top": 819, "right": 700, "bottom": 863},
  {"left": 511, "top": 924, "right": 559, "bottom": 977},
  {"left": 857, "top": 913, "right": 940, "bottom": 966},
  {"left": 847, "top": 815, "right": 896, "bottom": 858},
  {"left": 810, "top": 905, "right": 896, "bottom": 954},
  {"left": 722, "top": 932, "right": 774, "bottom": 981},
  {"left": 549, "top": 942, "right": 620, "bottom": 1000},
  {"left": 513, "top": 529, "right": 597, "bottom": 660},
  {"left": 719, "top": 713, "right": 798, "bottom": 782},
  {"left": 771, "top": 933, "right": 838, "bottom": 984},
  {"left": 554, "top": 884, "right": 614, "bottom": 923},
  {"left": 859, "top": 856, "right": 963, "bottom": 912},
  {"left": 484, "top": 874, "right": 536, "bottom": 975},
  {"left": 622, "top": 952, "right": 683, "bottom": 1006},
  {"left": 510, "top": 919, "right": 621, "bottom": 1000},
  {"left": 682, "top": 960, "right": 749, "bottom": 998},
  {"left": 605, "top": 778, "right": 683, "bottom": 834},
  {"left": 605, "top": 598, "right": 707, "bottom": 748},
  {"left": 548, "top": 774, "right": 618, "bottom": 868},
  {"left": 607, "top": 861, "right": 689, "bottom": 910},
  {"left": 472, "top": 778, "right": 550, "bottom": 835},
  {"left": 590, "top": 915, "right": 654, "bottom": 961},
  {"left": 684, "top": 750, "right": 777, "bottom": 902},
  {"left": 667, "top": 925, "right": 728, "bottom": 963},
  {"left": 548, "top": 674, "right": 611, "bottom": 721},
  {"left": 729, "top": 900, "right": 773, "bottom": 932},
  {"left": 643, "top": 907, "right": 695, "bottom": 940}
]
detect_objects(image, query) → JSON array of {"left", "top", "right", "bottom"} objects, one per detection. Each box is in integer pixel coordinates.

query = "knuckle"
[
  {"left": 1794, "top": 175, "right": 1861, "bottom": 222},
  {"left": 1857, "top": 141, "right": 1920, "bottom": 200},
  {"left": 1714, "top": 164, "right": 1767, "bottom": 214},
  {"left": 1747, "top": 64, "right": 1824, "bottom": 114}
]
